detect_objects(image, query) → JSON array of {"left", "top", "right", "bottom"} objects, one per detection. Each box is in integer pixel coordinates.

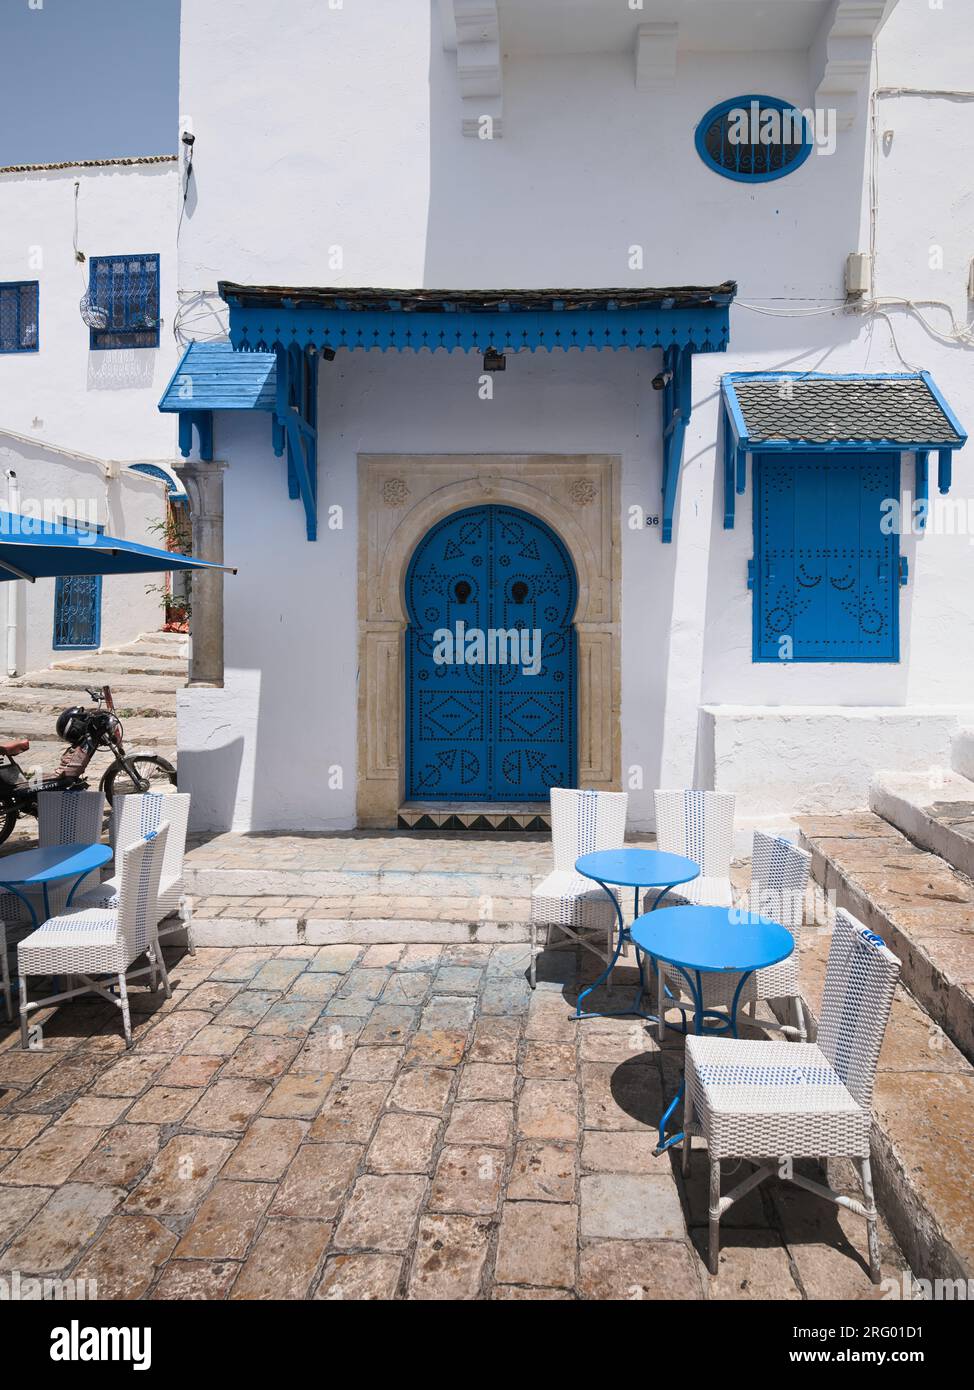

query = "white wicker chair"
[
  {"left": 738, "top": 832, "right": 812, "bottom": 1039},
  {"left": 17, "top": 822, "right": 171, "bottom": 1050},
  {"left": 682, "top": 909, "right": 901, "bottom": 1281},
  {"left": 70, "top": 792, "right": 192, "bottom": 952},
  {"left": 37, "top": 789, "right": 106, "bottom": 913},
  {"left": 648, "top": 789, "right": 736, "bottom": 1037},
  {"left": 1, "top": 789, "right": 106, "bottom": 1014},
  {"left": 0, "top": 931, "right": 10, "bottom": 1022},
  {"left": 667, "top": 832, "right": 813, "bottom": 1040},
  {"left": 647, "top": 789, "right": 736, "bottom": 909},
  {"left": 530, "top": 788, "right": 628, "bottom": 988}
]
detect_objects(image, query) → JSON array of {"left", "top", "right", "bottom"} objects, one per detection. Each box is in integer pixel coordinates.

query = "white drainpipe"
[{"left": 5, "top": 469, "right": 20, "bottom": 676}]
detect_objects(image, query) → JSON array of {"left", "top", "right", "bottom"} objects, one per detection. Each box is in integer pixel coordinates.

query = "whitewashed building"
[
  {"left": 169, "top": 0, "right": 974, "bottom": 835},
  {"left": 0, "top": 156, "right": 183, "bottom": 675}
]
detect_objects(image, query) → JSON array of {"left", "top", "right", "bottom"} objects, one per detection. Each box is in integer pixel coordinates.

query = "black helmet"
[{"left": 56, "top": 706, "right": 87, "bottom": 744}]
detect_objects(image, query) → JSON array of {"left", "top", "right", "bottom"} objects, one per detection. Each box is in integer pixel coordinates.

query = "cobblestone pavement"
[{"left": 0, "top": 941, "right": 908, "bottom": 1300}]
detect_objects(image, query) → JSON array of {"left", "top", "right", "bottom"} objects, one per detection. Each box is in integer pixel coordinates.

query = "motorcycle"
[{"left": 0, "top": 684, "right": 176, "bottom": 845}]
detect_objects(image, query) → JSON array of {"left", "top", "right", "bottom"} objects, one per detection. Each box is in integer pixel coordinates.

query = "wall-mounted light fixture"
[{"left": 483, "top": 349, "right": 506, "bottom": 372}]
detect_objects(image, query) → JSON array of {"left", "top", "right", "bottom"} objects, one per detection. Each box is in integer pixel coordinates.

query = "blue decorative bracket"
[
  {"left": 274, "top": 344, "right": 319, "bottom": 541},
  {"left": 938, "top": 448, "right": 953, "bottom": 494},
  {"left": 660, "top": 344, "right": 693, "bottom": 543},
  {"left": 177, "top": 410, "right": 214, "bottom": 462},
  {"left": 914, "top": 449, "right": 929, "bottom": 531}
]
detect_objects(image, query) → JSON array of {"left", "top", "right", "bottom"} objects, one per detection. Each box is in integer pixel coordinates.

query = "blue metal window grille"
[
  {"left": 52, "top": 518, "right": 104, "bottom": 650},
  {"left": 696, "top": 96, "right": 812, "bottom": 183},
  {"left": 751, "top": 454, "right": 900, "bottom": 663},
  {"left": 88, "top": 254, "right": 160, "bottom": 349},
  {"left": 53, "top": 574, "right": 103, "bottom": 650},
  {"left": 0, "top": 281, "right": 39, "bottom": 353}
]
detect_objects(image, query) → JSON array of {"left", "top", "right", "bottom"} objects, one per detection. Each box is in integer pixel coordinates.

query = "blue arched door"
[{"left": 405, "top": 506, "right": 577, "bottom": 802}]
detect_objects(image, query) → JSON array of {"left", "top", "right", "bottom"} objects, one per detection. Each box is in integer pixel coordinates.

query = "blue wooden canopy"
[
  {"left": 159, "top": 341, "right": 276, "bottom": 463},
  {"left": 721, "top": 371, "right": 967, "bottom": 531},
  {"left": 158, "top": 284, "right": 736, "bottom": 544}
]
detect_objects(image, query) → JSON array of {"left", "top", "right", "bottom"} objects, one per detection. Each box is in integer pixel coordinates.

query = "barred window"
[
  {"left": 0, "top": 281, "right": 39, "bottom": 353},
  {"left": 87, "top": 254, "right": 160, "bottom": 349},
  {"left": 695, "top": 96, "right": 812, "bottom": 183}
]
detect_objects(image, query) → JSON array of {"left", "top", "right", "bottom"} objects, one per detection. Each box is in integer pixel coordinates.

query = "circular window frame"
[{"left": 695, "top": 94, "right": 813, "bottom": 184}]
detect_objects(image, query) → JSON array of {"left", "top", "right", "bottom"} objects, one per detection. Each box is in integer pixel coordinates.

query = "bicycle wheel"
[
  {"left": 0, "top": 801, "right": 18, "bottom": 845},
  {"left": 102, "top": 756, "right": 177, "bottom": 805}
]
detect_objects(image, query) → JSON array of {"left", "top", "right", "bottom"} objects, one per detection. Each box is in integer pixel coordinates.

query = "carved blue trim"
[{"left": 228, "top": 304, "right": 730, "bottom": 356}]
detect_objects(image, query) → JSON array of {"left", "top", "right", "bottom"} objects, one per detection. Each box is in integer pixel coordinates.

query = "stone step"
[
  {"left": 871, "top": 770, "right": 974, "bottom": 881},
  {"left": 794, "top": 908, "right": 974, "bottom": 1282},
  {"left": 4, "top": 711, "right": 175, "bottom": 743},
  {"left": 188, "top": 896, "right": 534, "bottom": 948},
  {"left": 7, "top": 669, "right": 186, "bottom": 695},
  {"left": 0, "top": 686, "right": 177, "bottom": 719},
  {"left": 184, "top": 862, "right": 542, "bottom": 899},
  {"left": 798, "top": 811, "right": 974, "bottom": 1066},
  {"left": 50, "top": 653, "right": 187, "bottom": 676},
  {"left": 112, "top": 641, "right": 187, "bottom": 659}
]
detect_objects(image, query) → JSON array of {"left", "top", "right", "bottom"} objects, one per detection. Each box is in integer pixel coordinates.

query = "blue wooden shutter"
[{"left": 754, "top": 453, "right": 899, "bottom": 662}]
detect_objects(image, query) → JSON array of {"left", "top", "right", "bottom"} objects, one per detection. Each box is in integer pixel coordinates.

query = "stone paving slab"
[{"left": 0, "top": 939, "right": 910, "bottom": 1300}]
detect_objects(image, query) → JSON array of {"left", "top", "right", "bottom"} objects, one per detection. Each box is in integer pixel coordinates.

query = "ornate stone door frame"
[{"left": 357, "top": 454, "right": 621, "bottom": 827}]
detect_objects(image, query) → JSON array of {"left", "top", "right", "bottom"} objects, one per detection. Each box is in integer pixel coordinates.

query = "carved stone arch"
[{"left": 358, "top": 454, "right": 620, "bottom": 826}]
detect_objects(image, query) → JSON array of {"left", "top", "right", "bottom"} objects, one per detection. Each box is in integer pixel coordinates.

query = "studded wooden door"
[{"left": 405, "top": 505, "right": 577, "bottom": 801}]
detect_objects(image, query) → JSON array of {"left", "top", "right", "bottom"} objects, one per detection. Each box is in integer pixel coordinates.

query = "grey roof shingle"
[
  {"left": 726, "top": 374, "right": 964, "bottom": 447},
  {"left": 218, "top": 282, "right": 737, "bottom": 314}
]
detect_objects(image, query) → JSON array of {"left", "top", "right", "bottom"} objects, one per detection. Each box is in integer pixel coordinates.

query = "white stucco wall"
[
  {"left": 0, "top": 161, "right": 182, "bottom": 671},
  {"left": 174, "top": 0, "right": 974, "bottom": 829}
]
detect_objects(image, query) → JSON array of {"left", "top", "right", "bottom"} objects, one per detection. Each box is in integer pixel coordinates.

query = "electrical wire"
[{"left": 173, "top": 289, "right": 230, "bottom": 346}]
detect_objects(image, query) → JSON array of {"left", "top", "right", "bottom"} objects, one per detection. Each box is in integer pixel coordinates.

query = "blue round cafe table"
[
  {"left": 0, "top": 842, "right": 112, "bottom": 927},
  {"left": 573, "top": 848, "right": 700, "bottom": 1020},
  {"left": 631, "top": 905, "right": 795, "bottom": 1154}
]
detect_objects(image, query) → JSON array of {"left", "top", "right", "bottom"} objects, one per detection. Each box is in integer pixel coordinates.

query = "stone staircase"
[
  {"left": 796, "top": 735, "right": 974, "bottom": 1285},
  {"left": 1, "top": 632, "right": 183, "bottom": 791}
]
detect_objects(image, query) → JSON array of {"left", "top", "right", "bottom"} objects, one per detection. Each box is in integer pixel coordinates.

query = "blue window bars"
[
  {"left": 0, "top": 281, "right": 39, "bottom": 353},
  {"left": 86, "top": 254, "right": 160, "bottom": 349}
]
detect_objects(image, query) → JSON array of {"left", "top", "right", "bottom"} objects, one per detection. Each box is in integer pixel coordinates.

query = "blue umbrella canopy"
[{"left": 0, "top": 512, "right": 235, "bottom": 583}]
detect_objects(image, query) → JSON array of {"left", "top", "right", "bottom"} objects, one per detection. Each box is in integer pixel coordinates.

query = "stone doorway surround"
[{"left": 357, "top": 454, "right": 621, "bottom": 828}]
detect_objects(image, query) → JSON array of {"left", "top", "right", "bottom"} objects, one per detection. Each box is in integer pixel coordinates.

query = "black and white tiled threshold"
[{"left": 397, "top": 802, "right": 552, "bottom": 832}]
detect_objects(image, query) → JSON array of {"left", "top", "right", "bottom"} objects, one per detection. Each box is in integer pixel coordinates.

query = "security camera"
[{"left": 181, "top": 130, "right": 196, "bottom": 147}]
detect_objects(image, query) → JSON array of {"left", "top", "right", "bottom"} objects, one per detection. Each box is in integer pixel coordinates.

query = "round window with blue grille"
[{"left": 695, "top": 95, "right": 812, "bottom": 183}]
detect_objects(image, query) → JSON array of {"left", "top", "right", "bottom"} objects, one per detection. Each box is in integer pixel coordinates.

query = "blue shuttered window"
[
  {"left": 752, "top": 453, "right": 900, "bottom": 663},
  {"left": 0, "top": 281, "right": 39, "bottom": 353},
  {"left": 88, "top": 254, "right": 160, "bottom": 349}
]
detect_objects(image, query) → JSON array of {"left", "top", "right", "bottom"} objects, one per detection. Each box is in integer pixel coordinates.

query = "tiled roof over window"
[{"left": 727, "top": 373, "right": 964, "bottom": 447}]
